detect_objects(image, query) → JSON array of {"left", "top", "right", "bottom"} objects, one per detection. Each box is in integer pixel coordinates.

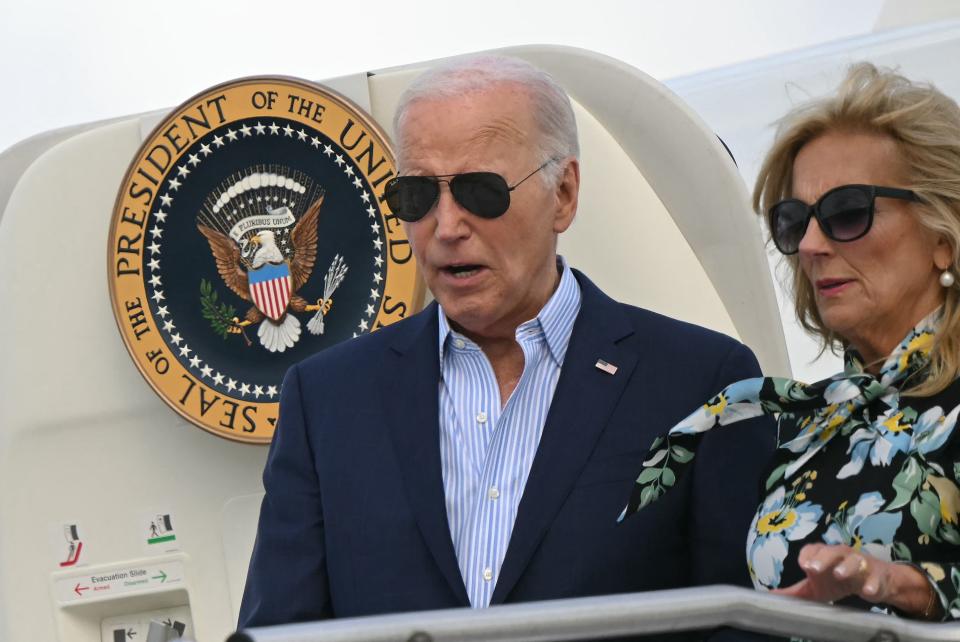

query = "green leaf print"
[
  {"left": 661, "top": 468, "right": 676, "bottom": 487},
  {"left": 942, "top": 523, "right": 960, "bottom": 546},
  {"left": 891, "top": 541, "right": 912, "bottom": 562},
  {"left": 636, "top": 468, "right": 661, "bottom": 484},
  {"left": 765, "top": 463, "right": 789, "bottom": 491},
  {"left": 911, "top": 490, "right": 942, "bottom": 536},
  {"left": 670, "top": 445, "right": 694, "bottom": 463},
  {"left": 639, "top": 485, "right": 662, "bottom": 508},
  {"left": 888, "top": 457, "right": 923, "bottom": 511}
]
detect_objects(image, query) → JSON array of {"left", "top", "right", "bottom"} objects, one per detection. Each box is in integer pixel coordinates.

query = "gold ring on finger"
[{"left": 857, "top": 557, "right": 869, "bottom": 575}]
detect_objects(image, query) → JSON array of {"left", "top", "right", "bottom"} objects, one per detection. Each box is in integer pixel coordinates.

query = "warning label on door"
[
  {"left": 148, "top": 513, "right": 176, "bottom": 545},
  {"left": 48, "top": 521, "right": 86, "bottom": 569},
  {"left": 141, "top": 510, "right": 181, "bottom": 555}
]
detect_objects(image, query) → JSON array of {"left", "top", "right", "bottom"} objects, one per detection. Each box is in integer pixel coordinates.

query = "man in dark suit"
[{"left": 239, "top": 55, "right": 775, "bottom": 636}]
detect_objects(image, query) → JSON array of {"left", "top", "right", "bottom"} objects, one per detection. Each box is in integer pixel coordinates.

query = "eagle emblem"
[
  {"left": 197, "top": 167, "right": 348, "bottom": 353},
  {"left": 108, "top": 75, "right": 422, "bottom": 442}
]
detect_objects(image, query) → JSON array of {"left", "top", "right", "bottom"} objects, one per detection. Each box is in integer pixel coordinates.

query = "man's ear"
[{"left": 553, "top": 157, "right": 579, "bottom": 233}]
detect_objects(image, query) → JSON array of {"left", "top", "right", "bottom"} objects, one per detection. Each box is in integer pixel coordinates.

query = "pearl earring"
[{"left": 940, "top": 270, "right": 956, "bottom": 288}]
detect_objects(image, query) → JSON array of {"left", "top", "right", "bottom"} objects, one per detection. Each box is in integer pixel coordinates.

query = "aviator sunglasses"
[
  {"left": 384, "top": 158, "right": 558, "bottom": 222},
  {"left": 769, "top": 183, "right": 920, "bottom": 255}
]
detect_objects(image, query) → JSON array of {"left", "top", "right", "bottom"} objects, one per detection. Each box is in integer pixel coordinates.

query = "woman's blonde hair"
[{"left": 753, "top": 63, "right": 960, "bottom": 395}]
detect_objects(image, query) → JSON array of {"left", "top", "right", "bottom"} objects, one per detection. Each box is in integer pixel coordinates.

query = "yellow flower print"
[
  {"left": 899, "top": 332, "right": 934, "bottom": 371},
  {"left": 799, "top": 406, "right": 836, "bottom": 436},
  {"left": 748, "top": 486, "right": 823, "bottom": 589},
  {"left": 705, "top": 393, "right": 728, "bottom": 416},
  {"left": 756, "top": 508, "right": 799, "bottom": 535},
  {"left": 818, "top": 420, "right": 841, "bottom": 443},
  {"left": 881, "top": 411, "right": 908, "bottom": 433},
  {"left": 811, "top": 404, "right": 850, "bottom": 444}
]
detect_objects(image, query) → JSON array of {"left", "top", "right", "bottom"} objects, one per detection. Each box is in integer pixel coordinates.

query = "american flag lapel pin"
[{"left": 595, "top": 359, "right": 618, "bottom": 375}]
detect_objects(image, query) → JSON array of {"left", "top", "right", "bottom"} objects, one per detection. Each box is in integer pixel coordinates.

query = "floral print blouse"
[
  {"left": 749, "top": 378, "right": 960, "bottom": 618},
  {"left": 622, "top": 311, "right": 960, "bottom": 620}
]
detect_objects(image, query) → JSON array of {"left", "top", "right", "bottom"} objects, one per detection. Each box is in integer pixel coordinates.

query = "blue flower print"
[
  {"left": 837, "top": 407, "right": 914, "bottom": 479},
  {"left": 748, "top": 474, "right": 824, "bottom": 590},
  {"left": 822, "top": 491, "right": 902, "bottom": 560},
  {"left": 910, "top": 405, "right": 960, "bottom": 456},
  {"left": 668, "top": 378, "right": 765, "bottom": 437}
]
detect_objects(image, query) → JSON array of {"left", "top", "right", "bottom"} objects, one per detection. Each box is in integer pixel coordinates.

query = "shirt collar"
[{"left": 438, "top": 256, "right": 581, "bottom": 365}]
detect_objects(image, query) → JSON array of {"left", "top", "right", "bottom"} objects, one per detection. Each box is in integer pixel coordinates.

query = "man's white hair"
[{"left": 392, "top": 54, "right": 579, "bottom": 185}]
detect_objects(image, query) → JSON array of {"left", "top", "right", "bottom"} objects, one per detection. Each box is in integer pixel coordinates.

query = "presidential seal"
[{"left": 108, "top": 77, "right": 422, "bottom": 443}]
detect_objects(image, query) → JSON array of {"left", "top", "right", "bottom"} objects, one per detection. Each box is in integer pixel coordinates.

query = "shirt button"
[
  {"left": 482, "top": 567, "right": 493, "bottom": 581},
  {"left": 488, "top": 487, "right": 500, "bottom": 500},
  {"left": 476, "top": 411, "right": 488, "bottom": 424},
  {"left": 453, "top": 338, "right": 465, "bottom": 349}
]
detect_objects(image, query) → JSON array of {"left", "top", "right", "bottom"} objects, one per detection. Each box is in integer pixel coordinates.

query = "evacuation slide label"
[{"left": 54, "top": 559, "right": 185, "bottom": 605}]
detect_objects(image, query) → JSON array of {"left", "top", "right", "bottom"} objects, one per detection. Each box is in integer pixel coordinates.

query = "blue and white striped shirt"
[{"left": 437, "top": 258, "right": 581, "bottom": 607}]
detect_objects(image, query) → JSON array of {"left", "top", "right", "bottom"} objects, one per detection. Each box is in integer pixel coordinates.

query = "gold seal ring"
[{"left": 857, "top": 557, "right": 869, "bottom": 575}]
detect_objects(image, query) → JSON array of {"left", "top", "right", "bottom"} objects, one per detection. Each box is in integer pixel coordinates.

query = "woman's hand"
[{"left": 772, "top": 543, "right": 940, "bottom": 619}]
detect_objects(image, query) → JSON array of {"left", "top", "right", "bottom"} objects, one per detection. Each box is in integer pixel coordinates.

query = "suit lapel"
[
  {"left": 381, "top": 304, "right": 470, "bottom": 606},
  {"left": 491, "top": 272, "right": 639, "bottom": 603}
]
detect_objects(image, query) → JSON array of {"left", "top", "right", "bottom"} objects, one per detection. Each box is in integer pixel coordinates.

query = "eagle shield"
[{"left": 248, "top": 262, "right": 293, "bottom": 321}]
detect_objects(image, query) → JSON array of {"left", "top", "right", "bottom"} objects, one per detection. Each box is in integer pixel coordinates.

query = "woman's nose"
[{"left": 797, "top": 216, "right": 832, "bottom": 256}]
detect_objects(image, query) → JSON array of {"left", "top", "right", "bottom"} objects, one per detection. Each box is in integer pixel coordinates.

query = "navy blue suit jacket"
[{"left": 239, "top": 270, "right": 776, "bottom": 634}]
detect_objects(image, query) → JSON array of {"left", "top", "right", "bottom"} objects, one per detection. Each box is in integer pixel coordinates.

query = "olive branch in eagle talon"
[
  {"left": 199, "top": 278, "right": 251, "bottom": 345},
  {"left": 196, "top": 194, "right": 340, "bottom": 353}
]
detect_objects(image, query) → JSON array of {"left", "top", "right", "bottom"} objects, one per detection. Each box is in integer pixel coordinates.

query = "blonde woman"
[{"left": 624, "top": 64, "right": 960, "bottom": 621}]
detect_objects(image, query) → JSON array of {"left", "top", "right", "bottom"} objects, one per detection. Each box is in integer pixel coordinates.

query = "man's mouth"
[{"left": 443, "top": 264, "right": 483, "bottom": 279}]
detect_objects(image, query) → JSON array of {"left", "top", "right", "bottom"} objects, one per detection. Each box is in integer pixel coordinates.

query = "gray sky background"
[{"left": 1, "top": 0, "right": 886, "bottom": 153}]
